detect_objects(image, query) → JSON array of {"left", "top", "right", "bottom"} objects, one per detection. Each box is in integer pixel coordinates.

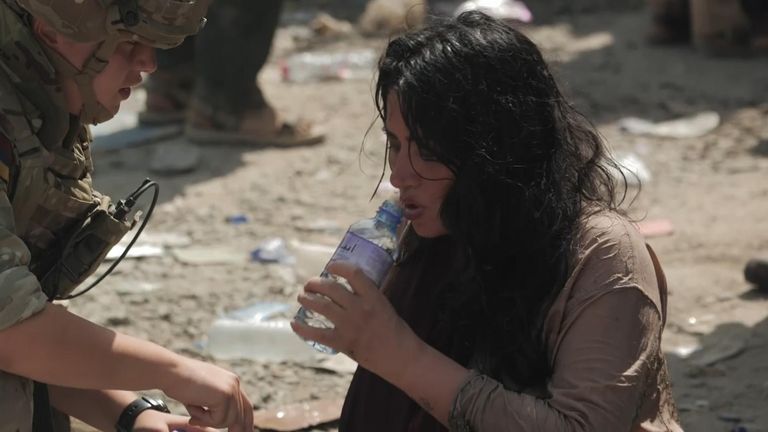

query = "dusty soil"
[{"left": 69, "top": 6, "right": 767, "bottom": 432}]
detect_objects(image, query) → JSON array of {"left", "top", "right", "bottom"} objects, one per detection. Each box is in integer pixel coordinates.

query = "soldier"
[{"left": 0, "top": 1, "right": 253, "bottom": 431}]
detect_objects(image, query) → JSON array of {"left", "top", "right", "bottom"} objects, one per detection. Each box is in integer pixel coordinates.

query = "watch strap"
[{"left": 115, "top": 396, "right": 170, "bottom": 432}]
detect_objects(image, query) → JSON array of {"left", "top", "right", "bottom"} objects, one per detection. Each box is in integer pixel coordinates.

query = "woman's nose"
[{"left": 389, "top": 150, "right": 418, "bottom": 190}]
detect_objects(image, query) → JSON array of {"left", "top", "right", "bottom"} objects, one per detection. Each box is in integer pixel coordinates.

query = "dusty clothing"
[
  {"left": 0, "top": 1, "right": 115, "bottom": 430},
  {"left": 340, "top": 212, "right": 682, "bottom": 432}
]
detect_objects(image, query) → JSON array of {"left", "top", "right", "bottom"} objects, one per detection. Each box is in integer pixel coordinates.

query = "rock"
[{"left": 149, "top": 139, "right": 201, "bottom": 175}]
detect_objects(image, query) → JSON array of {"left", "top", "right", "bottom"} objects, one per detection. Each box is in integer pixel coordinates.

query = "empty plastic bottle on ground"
[
  {"left": 280, "top": 49, "right": 378, "bottom": 83},
  {"left": 294, "top": 199, "right": 403, "bottom": 354}
]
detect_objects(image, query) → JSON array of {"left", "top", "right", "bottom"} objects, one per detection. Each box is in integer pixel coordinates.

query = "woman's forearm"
[
  {"left": 379, "top": 332, "right": 471, "bottom": 426},
  {"left": 0, "top": 304, "right": 182, "bottom": 392},
  {"left": 49, "top": 386, "right": 135, "bottom": 431}
]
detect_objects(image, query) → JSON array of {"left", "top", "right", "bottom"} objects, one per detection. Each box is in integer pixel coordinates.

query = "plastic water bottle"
[
  {"left": 280, "top": 49, "right": 378, "bottom": 83},
  {"left": 294, "top": 199, "right": 403, "bottom": 354}
]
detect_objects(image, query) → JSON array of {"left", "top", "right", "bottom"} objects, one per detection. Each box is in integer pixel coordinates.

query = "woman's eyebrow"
[
  {"left": 383, "top": 129, "right": 399, "bottom": 140},
  {"left": 382, "top": 128, "right": 412, "bottom": 143}
]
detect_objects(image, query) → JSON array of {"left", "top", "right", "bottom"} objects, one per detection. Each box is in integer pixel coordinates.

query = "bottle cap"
[{"left": 376, "top": 199, "right": 403, "bottom": 232}]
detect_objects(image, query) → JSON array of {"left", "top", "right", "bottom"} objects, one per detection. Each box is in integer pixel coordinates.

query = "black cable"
[{"left": 62, "top": 178, "right": 159, "bottom": 300}]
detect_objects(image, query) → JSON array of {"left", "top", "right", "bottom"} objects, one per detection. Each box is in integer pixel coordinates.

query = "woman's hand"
[
  {"left": 132, "top": 410, "right": 217, "bottom": 432},
  {"left": 162, "top": 359, "right": 253, "bottom": 432},
  {"left": 291, "top": 261, "right": 422, "bottom": 381}
]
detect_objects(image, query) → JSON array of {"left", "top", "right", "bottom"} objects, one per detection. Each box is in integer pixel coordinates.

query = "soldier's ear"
[{"left": 32, "top": 17, "right": 61, "bottom": 49}]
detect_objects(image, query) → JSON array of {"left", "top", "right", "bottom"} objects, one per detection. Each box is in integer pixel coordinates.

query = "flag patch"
[{"left": 0, "top": 133, "right": 14, "bottom": 184}]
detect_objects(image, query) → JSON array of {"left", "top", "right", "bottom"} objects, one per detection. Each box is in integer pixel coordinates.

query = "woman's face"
[{"left": 386, "top": 92, "right": 454, "bottom": 238}]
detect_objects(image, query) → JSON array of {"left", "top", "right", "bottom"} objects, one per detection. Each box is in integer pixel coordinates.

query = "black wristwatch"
[{"left": 115, "top": 396, "right": 171, "bottom": 432}]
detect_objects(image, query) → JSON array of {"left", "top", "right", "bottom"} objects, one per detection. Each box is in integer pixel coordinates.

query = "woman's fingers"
[
  {"left": 290, "top": 320, "right": 336, "bottom": 349},
  {"left": 304, "top": 275, "right": 356, "bottom": 308},
  {"left": 324, "top": 261, "right": 378, "bottom": 296},
  {"left": 297, "top": 291, "right": 344, "bottom": 324}
]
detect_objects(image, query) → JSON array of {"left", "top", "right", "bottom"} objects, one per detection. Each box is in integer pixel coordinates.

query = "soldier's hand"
[{"left": 163, "top": 358, "right": 253, "bottom": 432}]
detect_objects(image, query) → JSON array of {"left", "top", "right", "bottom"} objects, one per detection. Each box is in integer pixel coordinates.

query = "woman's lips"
[
  {"left": 402, "top": 203, "right": 424, "bottom": 221},
  {"left": 119, "top": 87, "right": 131, "bottom": 99}
]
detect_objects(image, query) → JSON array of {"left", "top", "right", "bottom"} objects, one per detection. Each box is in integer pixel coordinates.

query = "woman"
[{"left": 291, "top": 11, "right": 682, "bottom": 432}]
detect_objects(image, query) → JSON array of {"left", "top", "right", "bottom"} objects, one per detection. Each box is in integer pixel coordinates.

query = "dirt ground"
[{"left": 68, "top": 5, "right": 767, "bottom": 432}]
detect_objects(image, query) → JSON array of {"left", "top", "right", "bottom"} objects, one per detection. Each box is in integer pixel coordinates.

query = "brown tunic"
[
  {"left": 449, "top": 212, "right": 682, "bottom": 431},
  {"left": 340, "top": 211, "right": 683, "bottom": 431}
]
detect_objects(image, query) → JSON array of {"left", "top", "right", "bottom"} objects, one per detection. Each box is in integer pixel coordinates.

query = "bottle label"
[{"left": 325, "top": 231, "right": 393, "bottom": 286}]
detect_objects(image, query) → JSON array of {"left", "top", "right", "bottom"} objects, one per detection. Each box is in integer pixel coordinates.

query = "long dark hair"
[{"left": 375, "top": 11, "right": 626, "bottom": 389}]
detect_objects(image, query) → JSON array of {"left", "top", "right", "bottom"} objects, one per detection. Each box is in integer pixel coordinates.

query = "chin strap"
[{"left": 40, "top": 35, "right": 123, "bottom": 125}]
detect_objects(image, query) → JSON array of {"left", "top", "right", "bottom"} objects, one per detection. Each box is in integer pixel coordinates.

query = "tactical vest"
[{"left": 0, "top": 1, "right": 133, "bottom": 299}]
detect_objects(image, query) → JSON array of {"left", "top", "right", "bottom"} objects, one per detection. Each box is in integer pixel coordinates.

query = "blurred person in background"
[
  {"left": 647, "top": 0, "right": 768, "bottom": 53},
  {"left": 139, "top": 0, "right": 325, "bottom": 147}
]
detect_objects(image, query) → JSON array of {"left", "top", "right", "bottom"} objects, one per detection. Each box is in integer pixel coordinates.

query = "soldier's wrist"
[{"left": 115, "top": 396, "right": 170, "bottom": 432}]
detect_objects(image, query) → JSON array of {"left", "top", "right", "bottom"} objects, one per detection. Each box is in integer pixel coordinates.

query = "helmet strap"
[{"left": 41, "top": 36, "right": 121, "bottom": 125}]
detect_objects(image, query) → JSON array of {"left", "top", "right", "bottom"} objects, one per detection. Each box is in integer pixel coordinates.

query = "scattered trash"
[
  {"left": 251, "top": 238, "right": 296, "bottom": 265},
  {"left": 111, "top": 280, "right": 161, "bottom": 295},
  {"left": 310, "top": 12, "right": 354, "bottom": 38},
  {"left": 618, "top": 111, "right": 721, "bottom": 139},
  {"left": 454, "top": 0, "right": 533, "bottom": 23},
  {"left": 357, "top": 0, "right": 426, "bottom": 36},
  {"left": 280, "top": 49, "right": 377, "bottom": 83},
  {"left": 226, "top": 214, "right": 250, "bottom": 225},
  {"left": 607, "top": 152, "right": 652, "bottom": 187},
  {"left": 206, "top": 302, "right": 317, "bottom": 361},
  {"left": 171, "top": 246, "right": 245, "bottom": 266},
  {"left": 253, "top": 399, "right": 344, "bottom": 432},
  {"left": 140, "top": 231, "right": 192, "bottom": 248},
  {"left": 105, "top": 243, "right": 164, "bottom": 261},
  {"left": 287, "top": 239, "right": 336, "bottom": 281},
  {"left": 149, "top": 139, "right": 201, "bottom": 175},
  {"left": 636, "top": 218, "right": 675, "bottom": 238},
  {"left": 314, "top": 354, "right": 358, "bottom": 375}
]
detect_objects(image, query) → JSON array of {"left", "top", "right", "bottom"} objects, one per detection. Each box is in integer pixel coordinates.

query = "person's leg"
[
  {"left": 139, "top": 35, "right": 196, "bottom": 125},
  {"left": 187, "top": 0, "right": 323, "bottom": 146},
  {"left": 741, "top": 0, "right": 768, "bottom": 50},
  {"left": 647, "top": 0, "right": 691, "bottom": 44},
  {"left": 192, "top": 0, "right": 282, "bottom": 127}
]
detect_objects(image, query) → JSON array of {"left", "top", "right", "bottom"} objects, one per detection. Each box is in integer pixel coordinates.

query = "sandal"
[
  {"left": 138, "top": 71, "right": 193, "bottom": 126},
  {"left": 184, "top": 102, "right": 325, "bottom": 148}
]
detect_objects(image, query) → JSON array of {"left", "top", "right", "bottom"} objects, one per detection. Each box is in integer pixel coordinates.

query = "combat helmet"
[{"left": 16, "top": 0, "right": 210, "bottom": 124}]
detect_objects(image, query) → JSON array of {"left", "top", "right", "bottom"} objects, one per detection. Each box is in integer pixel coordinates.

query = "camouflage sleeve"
[{"left": 0, "top": 179, "right": 47, "bottom": 331}]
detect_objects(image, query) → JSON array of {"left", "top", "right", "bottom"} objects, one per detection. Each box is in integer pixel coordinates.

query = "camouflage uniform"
[
  {"left": 0, "top": 0, "right": 207, "bottom": 430},
  {"left": 0, "top": 2, "right": 76, "bottom": 429}
]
